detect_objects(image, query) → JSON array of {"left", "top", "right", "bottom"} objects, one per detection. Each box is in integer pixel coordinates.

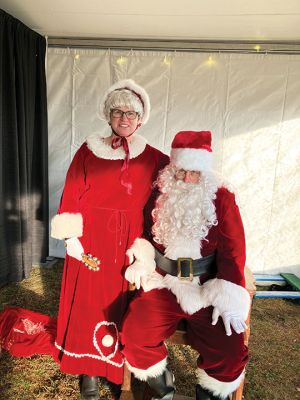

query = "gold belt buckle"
[{"left": 177, "top": 258, "right": 193, "bottom": 281}]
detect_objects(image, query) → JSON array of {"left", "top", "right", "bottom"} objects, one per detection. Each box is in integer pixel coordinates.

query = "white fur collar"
[{"left": 86, "top": 132, "right": 147, "bottom": 160}]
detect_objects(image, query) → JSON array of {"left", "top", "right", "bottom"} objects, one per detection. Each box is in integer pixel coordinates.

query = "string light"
[
  {"left": 75, "top": 54, "right": 80, "bottom": 60},
  {"left": 162, "top": 56, "right": 171, "bottom": 66},
  {"left": 254, "top": 45, "right": 261, "bottom": 52},
  {"left": 116, "top": 56, "right": 127, "bottom": 65},
  {"left": 206, "top": 55, "right": 216, "bottom": 66}
]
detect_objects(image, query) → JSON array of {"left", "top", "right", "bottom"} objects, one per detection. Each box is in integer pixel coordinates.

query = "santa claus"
[{"left": 121, "top": 130, "right": 250, "bottom": 400}]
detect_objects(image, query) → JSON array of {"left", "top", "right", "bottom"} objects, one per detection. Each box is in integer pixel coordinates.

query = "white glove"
[
  {"left": 65, "top": 237, "right": 84, "bottom": 261},
  {"left": 212, "top": 307, "right": 247, "bottom": 336},
  {"left": 125, "top": 239, "right": 156, "bottom": 289}
]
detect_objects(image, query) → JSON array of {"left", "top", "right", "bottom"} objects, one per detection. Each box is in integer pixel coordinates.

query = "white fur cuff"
[
  {"left": 196, "top": 368, "right": 245, "bottom": 399},
  {"left": 125, "top": 357, "right": 167, "bottom": 381},
  {"left": 51, "top": 212, "right": 83, "bottom": 240},
  {"left": 201, "top": 278, "right": 250, "bottom": 319},
  {"left": 126, "top": 238, "right": 155, "bottom": 267}
]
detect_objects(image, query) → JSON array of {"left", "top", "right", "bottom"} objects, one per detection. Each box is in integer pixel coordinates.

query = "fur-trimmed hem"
[
  {"left": 125, "top": 357, "right": 167, "bottom": 381},
  {"left": 51, "top": 212, "right": 83, "bottom": 240},
  {"left": 86, "top": 133, "right": 147, "bottom": 160},
  {"left": 196, "top": 368, "right": 245, "bottom": 399},
  {"left": 201, "top": 278, "right": 250, "bottom": 319},
  {"left": 171, "top": 148, "right": 212, "bottom": 172}
]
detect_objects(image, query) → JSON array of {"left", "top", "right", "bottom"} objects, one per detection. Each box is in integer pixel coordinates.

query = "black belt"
[{"left": 155, "top": 249, "right": 216, "bottom": 281}]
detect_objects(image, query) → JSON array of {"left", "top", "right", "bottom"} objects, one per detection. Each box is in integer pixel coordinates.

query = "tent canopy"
[{"left": 1, "top": 0, "right": 300, "bottom": 41}]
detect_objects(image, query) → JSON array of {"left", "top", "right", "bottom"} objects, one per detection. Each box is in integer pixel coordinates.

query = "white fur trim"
[
  {"left": 171, "top": 148, "right": 212, "bottom": 171},
  {"left": 161, "top": 276, "right": 209, "bottom": 315},
  {"left": 102, "top": 334, "right": 114, "bottom": 347},
  {"left": 141, "top": 271, "right": 165, "bottom": 292},
  {"left": 54, "top": 341, "right": 123, "bottom": 367},
  {"left": 93, "top": 321, "right": 119, "bottom": 360},
  {"left": 142, "top": 273, "right": 250, "bottom": 317},
  {"left": 86, "top": 133, "right": 146, "bottom": 160},
  {"left": 196, "top": 368, "right": 245, "bottom": 399},
  {"left": 51, "top": 212, "right": 83, "bottom": 240},
  {"left": 201, "top": 278, "right": 250, "bottom": 319},
  {"left": 142, "top": 272, "right": 209, "bottom": 315},
  {"left": 125, "top": 357, "right": 167, "bottom": 381},
  {"left": 164, "top": 236, "right": 201, "bottom": 260},
  {"left": 54, "top": 320, "right": 123, "bottom": 368},
  {"left": 99, "top": 79, "right": 150, "bottom": 124}
]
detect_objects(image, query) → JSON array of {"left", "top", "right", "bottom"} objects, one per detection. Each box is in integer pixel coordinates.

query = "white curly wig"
[{"left": 99, "top": 79, "right": 150, "bottom": 124}]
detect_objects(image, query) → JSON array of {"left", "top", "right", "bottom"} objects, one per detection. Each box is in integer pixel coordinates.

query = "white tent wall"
[{"left": 47, "top": 47, "right": 300, "bottom": 275}]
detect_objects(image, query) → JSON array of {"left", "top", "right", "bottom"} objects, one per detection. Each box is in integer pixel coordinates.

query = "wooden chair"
[{"left": 120, "top": 267, "right": 256, "bottom": 400}]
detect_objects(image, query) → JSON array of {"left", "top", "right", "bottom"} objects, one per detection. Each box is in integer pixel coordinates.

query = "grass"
[{"left": 0, "top": 261, "right": 299, "bottom": 400}]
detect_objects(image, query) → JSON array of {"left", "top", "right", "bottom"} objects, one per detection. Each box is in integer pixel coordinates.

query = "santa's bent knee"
[{"left": 121, "top": 318, "right": 136, "bottom": 347}]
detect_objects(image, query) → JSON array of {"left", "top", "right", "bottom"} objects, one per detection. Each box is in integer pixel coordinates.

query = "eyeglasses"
[
  {"left": 175, "top": 169, "right": 201, "bottom": 183},
  {"left": 111, "top": 109, "right": 139, "bottom": 120}
]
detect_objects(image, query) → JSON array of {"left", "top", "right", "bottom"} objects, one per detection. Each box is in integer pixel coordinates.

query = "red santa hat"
[
  {"left": 170, "top": 130, "right": 213, "bottom": 171},
  {"left": 100, "top": 79, "right": 150, "bottom": 124}
]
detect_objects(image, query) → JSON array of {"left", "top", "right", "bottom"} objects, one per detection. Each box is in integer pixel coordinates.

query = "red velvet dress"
[{"left": 52, "top": 135, "right": 168, "bottom": 383}]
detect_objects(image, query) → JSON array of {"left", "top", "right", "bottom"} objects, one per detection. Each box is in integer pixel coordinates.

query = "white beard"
[{"left": 152, "top": 165, "right": 219, "bottom": 260}]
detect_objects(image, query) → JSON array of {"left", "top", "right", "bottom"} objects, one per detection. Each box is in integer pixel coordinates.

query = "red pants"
[{"left": 121, "top": 288, "right": 248, "bottom": 383}]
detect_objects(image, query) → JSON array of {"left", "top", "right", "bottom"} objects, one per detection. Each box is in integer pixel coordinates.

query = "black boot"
[
  {"left": 195, "top": 384, "right": 229, "bottom": 400},
  {"left": 147, "top": 368, "right": 175, "bottom": 399},
  {"left": 79, "top": 375, "right": 100, "bottom": 400}
]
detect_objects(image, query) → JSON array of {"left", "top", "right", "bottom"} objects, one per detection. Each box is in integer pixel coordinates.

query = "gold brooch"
[{"left": 81, "top": 253, "right": 101, "bottom": 271}]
